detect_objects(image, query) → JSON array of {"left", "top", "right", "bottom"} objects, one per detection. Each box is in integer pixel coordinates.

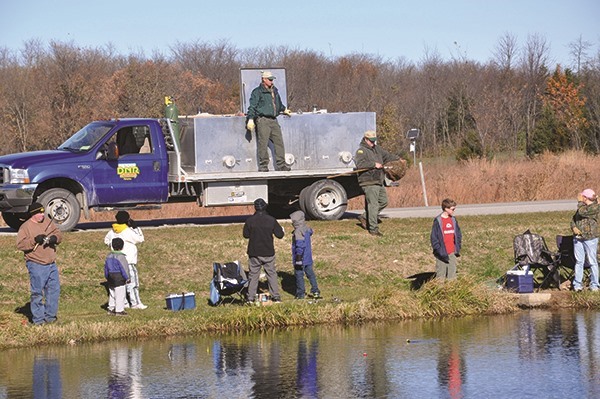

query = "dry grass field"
[{"left": 0, "top": 151, "right": 596, "bottom": 228}]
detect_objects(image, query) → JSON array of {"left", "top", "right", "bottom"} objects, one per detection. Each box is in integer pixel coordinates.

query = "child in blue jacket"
[
  {"left": 104, "top": 238, "right": 130, "bottom": 315},
  {"left": 290, "top": 210, "right": 321, "bottom": 299}
]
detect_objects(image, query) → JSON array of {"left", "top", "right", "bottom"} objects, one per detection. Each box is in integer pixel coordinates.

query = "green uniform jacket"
[
  {"left": 571, "top": 200, "right": 600, "bottom": 239},
  {"left": 354, "top": 140, "right": 398, "bottom": 186},
  {"left": 246, "top": 83, "right": 286, "bottom": 120}
]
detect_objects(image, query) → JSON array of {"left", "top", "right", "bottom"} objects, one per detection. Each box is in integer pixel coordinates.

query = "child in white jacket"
[{"left": 104, "top": 211, "right": 147, "bottom": 309}]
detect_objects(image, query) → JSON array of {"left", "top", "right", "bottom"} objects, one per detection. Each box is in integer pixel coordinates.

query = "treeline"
[{"left": 1, "top": 35, "right": 599, "bottom": 158}]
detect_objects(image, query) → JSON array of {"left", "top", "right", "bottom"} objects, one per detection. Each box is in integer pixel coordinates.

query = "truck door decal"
[{"left": 117, "top": 163, "right": 140, "bottom": 180}]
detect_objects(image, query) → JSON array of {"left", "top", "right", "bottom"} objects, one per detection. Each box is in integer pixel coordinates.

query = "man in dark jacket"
[
  {"left": 243, "top": 198, "right": 285, "bottom": 302},
  {"left": 354, "top": 130, "right": 400, "bottom": 236},
  {"left": 246, "top": 71, "right": 292, "bottom": 172}
]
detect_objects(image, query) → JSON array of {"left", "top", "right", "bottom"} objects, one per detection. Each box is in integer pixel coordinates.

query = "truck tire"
[
  {"left": 301, "top": 179, "right": 348, "bottom": 220},
  {"left": 2, "top": 212, "right": 28, "bottom": 231},
  {"left": 37, "top": 188, "right": 81, "bottom": 231}
]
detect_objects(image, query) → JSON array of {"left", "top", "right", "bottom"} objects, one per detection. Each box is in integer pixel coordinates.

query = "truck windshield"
[{"left": 58, "top": 122, "right": 114, "bottom": 152}]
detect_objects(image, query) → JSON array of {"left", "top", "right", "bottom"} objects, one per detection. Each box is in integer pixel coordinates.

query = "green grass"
[{"left": 1, "top": 210, "right": 599, "bottom": 349}]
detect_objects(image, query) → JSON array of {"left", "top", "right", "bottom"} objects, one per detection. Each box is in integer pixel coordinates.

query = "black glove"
[
  {"left": 294, "top": 255, "right": 303, "bottom": 266},
  {"left": 441, "top": 256, "right": 450, "bottom": 263},
  {"left": 34, "top": 235, "right": 46, "bottom": 245},
  {"left": 128, "top": 219, "right": 137, "bottom": 229},
  {"left": 47, "top": 235, "right": 58, "bottom": 245},
  {"left": 455, "top": 253, "right": 460, "bottom": 258}
]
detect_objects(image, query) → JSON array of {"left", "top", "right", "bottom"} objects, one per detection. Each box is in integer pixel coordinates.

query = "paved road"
[
  {"left": 0, "top": 200, "right": 577, "bottom": 234},
  {"left": 346, "top": 199, "right": 576, "bottom": 219}
]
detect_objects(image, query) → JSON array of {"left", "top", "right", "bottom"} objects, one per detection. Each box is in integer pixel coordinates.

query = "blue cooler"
[
  {"left": 165, "top": 292, "right": 196, "bottom": 311},
  {"left": 506, "top": 270, "right": 534, "bottom": 293}
]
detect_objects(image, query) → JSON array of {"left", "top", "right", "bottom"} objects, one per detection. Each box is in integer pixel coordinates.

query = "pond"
[{"left": 0, "top": 309, "right": 598, "bottom": 398}]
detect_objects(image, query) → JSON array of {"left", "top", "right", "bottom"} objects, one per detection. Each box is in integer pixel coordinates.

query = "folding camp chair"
[
  {"left": 209, "top": 261, "right": 248, "bottom": 306},
  {"left": 512, "top": 230, "right": 561, "bottom": 291},
  {"left": 556, "top": 235, "right": 591, "bottom": 288}
]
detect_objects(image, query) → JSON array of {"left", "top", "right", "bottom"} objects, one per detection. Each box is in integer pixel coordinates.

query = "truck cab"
[{"left": 0, "top": 119, "right": 169, "bottom": 231}]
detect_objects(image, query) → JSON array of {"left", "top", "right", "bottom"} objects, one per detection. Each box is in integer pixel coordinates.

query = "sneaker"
[
  {"left": 258, "top": 168, "right": 269, "bottom": 172},
  {"left": 279, "top": 165, "right": 291, "bottom": 172},
  {"left": 369, "top": 229, "right": 383, "bottom": 237},
  {"left": 295, "top": 295, "right": 305, "bottom": 300},
  {"left": 132, "top": 304, "right": 148, "bottom": 310},
  {"left": 574, "top": 287, "right": 583, "bottom": 292},
  {"left": 271, "top": 297, "right": 282, "bottom": 303},
  {"left": 310, "top": 291, "right": 322, "bottom": 299},
  {"left": 357, "top": 215, "right": 368, "bottom": 230},
  {"left": 115, "top": 311, "right": 128, "bottom": 316}
]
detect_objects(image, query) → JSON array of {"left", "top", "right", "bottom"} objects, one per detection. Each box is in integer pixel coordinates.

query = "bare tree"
[
  {"left": 492, "top": 32, "right": 519, "bottom": 72},
  {"left": 568, "top": 35, "right": 593, "bottom": 73},
  {"left": 519, "top": 34, "right": 550, "bottom": 156}
]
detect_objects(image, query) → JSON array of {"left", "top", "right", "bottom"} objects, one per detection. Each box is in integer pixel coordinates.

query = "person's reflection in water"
[
  {"left": 33, "top": 356, "right": 62, "bottom": 399},
  {"left": 437, "top": 339, "right": 466, "bottom": 399},
  {"left": 296, "top": 338, "right": 319, "bottom": 397},
  {"left": 108, "top": 346, "right": 143, "bottom": 399}
]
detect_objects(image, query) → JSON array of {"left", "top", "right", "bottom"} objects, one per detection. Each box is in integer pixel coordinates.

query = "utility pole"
[{"left": 406, "top": 128, "right": 428, "bottom": 207}]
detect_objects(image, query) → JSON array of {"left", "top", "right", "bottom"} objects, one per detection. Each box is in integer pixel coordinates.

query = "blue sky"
[{"left": 1, "top": 0, "right": 598, "bottom": 67}]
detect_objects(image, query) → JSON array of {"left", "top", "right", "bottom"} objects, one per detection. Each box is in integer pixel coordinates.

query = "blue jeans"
[
  {"left": 573, "top": 237, "right": 600, "bottom": 290},
  {"left": 26, "top": 260, "right": 60, "bottom": 324},
  {"left": 295, "top": 263, "right": 319, "bottom": 298}
]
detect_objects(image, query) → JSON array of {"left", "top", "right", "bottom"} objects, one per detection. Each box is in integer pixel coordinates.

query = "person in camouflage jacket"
[{"left": 570, "top": 188, "right": 600, "bottom": 291}]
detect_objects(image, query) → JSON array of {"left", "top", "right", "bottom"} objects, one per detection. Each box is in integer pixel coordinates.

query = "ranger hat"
[
  {"left": 364, "top": 130, "right": 377, "bottom": 141},
  {"left": 261, "top": 71, "right": 275, "bottom": 80},
  {"left": 29, "top": 202, "right": 44, "bottom": 216}
]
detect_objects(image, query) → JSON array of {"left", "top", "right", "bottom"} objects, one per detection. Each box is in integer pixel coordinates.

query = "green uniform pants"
[
  {"left": 256, "top": 117, "right": 287, "bottom": 171},
  {"left": 361, "top": 184, "right": 388, "bottom": 233}
]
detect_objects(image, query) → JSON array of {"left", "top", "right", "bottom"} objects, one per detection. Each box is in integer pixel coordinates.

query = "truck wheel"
[
  {"left": 37, "top": 188, "right": 81, "bottom": 231},
  {"left": 1, "top": 212, "right": 27, "bottom": 231},
  {"left": 301, "top": 179, "right": 348, "bottom": 220}
]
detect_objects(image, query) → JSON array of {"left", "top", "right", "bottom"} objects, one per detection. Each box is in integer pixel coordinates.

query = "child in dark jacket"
[
  {"left": 430, "top": 198, "right": 462, "bottom": 281},
  {"left": 104, "top": 238, "right": 130, "bottom": 315},
  {"left": 290, "top": 210, "right": 321, "bottom": 299}
]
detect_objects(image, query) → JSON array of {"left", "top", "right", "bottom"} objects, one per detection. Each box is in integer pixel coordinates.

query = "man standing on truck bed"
[{"left": 246, "top": 70, "right": 292, "bottom": 172}]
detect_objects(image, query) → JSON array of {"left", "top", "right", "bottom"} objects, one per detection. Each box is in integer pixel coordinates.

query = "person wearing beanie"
[
  {"left": 243, "top": 198, "right": 285, "bottom": 302},
  {"left": 104, "top": 211, "right": 147, "bottom": 309},
  {"left": 570, "top": 188, "right": 600, "bottom": 291},
  {"left": 290, "top": 210, "right": 320, "bottom": 299},
  {"left": 16, "top": 202, "right": 63, "bottom": 325}
]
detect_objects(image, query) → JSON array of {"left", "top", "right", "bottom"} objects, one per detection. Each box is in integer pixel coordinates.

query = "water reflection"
[
  {"left": 0, "top": 309, "right": 599, "bottom": 398},
  {"left": 108, "top": 347, "right": 142, "bottom": 399},
  {"left": 32, "top": 356, "right": 61, "bottom": 399}
]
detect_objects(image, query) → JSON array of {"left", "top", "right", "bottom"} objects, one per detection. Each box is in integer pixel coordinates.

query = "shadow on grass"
[
  {"left": 14, "top": 302, "right": 33, "bottom": 323},
  {"left": 279, "top": 271, "right": 296, "bottom": 296}
]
